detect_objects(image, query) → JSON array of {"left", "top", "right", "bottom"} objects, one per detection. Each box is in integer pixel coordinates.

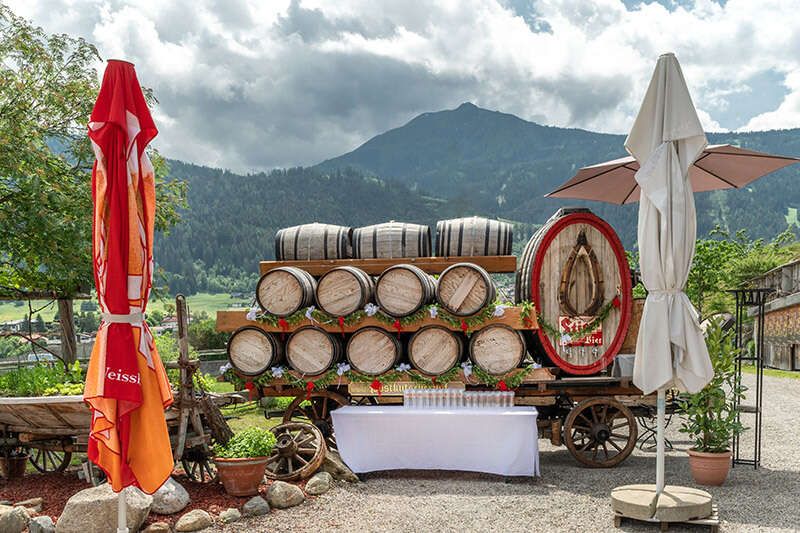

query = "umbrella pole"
[
  {"left": 117, "top": 490, "right": 128, "bottom": 533},
  {"left": 656, "top": 387, "right": 666, "bottom": 495}
]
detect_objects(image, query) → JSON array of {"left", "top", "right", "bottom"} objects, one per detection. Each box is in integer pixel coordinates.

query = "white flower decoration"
[
  {"left": 560, "top": 334, "right": 572, "bottom": 346},
  {"left": 246, "top": 306, "right": 259, "bottom": 321},
  {"left": 396, "top": 363, "right": 412, "bottom": 372},
  {"left": 461, "top": 361, "right": 473, "bottom": 377},
  {"left": 270, "top": 366, "right": 285, "bottom": 378},
  {"left": 364, "top": 303, "right": 380, "bottom": 316},
  {"left": 219, "top": 362, "right": 232, "bottom": 374},
  {"left": 492, "top": 304, "right": 507, "bottom": 317},
  {"left": 532, "top": 362, "right": 542, "bottom": 369},
  {"left": 429, "top": 305, "right": 438, "bottom": 318},
  {"left": 305, "top": 306, "right": 316, "bottom": 322},
  {"left": 336, "top": 362, "right": 351, "bottom": 376}
]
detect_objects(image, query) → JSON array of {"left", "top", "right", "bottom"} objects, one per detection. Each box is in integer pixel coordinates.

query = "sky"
[{"left": 6, "top": 0, "right": 800, "bottom": 172}]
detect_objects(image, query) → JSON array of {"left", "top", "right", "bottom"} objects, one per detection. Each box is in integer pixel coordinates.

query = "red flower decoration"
[
  {"left": 611, "top": 296, "right": 621, "bottom": 309},
  {"left": 338, "top": 316, "right": 346, "bottom": 337},
  {"left": 305, "top": 380, "right": 315, "bottom": 400},
  {"left": 370, "top": 379, "right": 383, "bottom": 396},
  {"left": 245, "top": 380, "right": 256, "bottom": 400},
  {"left": 393, "top": 319, "right": 403, "bottom": 338},
  {"left": 278, "top": 317, "right": 289, "bottom": 331},
  {"left": 460, "top": 320, "right": 469, "bottom": 333},
  {"left": 497, "top": 380, "right": 508, "bottom": 391}
]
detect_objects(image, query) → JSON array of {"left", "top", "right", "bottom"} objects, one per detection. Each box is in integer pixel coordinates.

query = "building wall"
[{"left": 762, "top": 303, "right": 800, "bottom": 370}]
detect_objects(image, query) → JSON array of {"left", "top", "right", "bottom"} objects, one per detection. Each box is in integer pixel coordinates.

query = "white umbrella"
[{"left": 624, "top": 53, "right": 714, "bottom": 497}]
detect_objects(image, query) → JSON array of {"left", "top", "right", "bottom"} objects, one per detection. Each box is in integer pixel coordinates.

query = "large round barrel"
[
  {"left": 515, "top": 208, "right": 632, "bottom": 375},
  {"left": 468, "top": 324, "right": 526, "bottom": 375},
  {"left": 315, "top": 266, "right": 375, "bottom": 316},
  {"left": 285, "top": 326, "right": 342, "bottom": 376},
  {"left": 375, "top": 264, "right": 436, "bottom": 317},
  {"left": 256, "top": 267, "right": 316, "bottom": 317},
  {"left": 346, "top": 327, "right": 402, "bottom": 376},
  {"left": 408, "top": 326, "right": 463, "bottom": 376},
  {"left": 435, "top": 217, "right": 513, "bottom": 256},
  {"left": 436, "top": 263, "right": 496, "bottom": 316},
  {"left": 274, "top": 223, "right": 352, "bottom": 261},
  {"left": 227, "top": 327, "right": 282, "bottom": 376},
  {"left": 352, "top": 222, "right": 431, "bottom": 259}
]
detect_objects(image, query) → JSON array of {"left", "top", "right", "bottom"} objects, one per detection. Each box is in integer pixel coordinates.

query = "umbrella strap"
[
  {"left": 101, "top": 311, "right": 144, "bottom": 325},
  {"left": 649, "top": 288, "right": 682, "bottom": 295}
]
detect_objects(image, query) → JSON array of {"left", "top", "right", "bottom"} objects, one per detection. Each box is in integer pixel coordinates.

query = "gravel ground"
[{"left": 214, "top": 373, "right": 800, "bottom": 533}]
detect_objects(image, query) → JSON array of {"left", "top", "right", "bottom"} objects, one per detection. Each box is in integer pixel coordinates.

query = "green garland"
[
  {"left": 536, "top": 296, "right": 620, "bottom": 344},
  {"left": 469, "top": 364, "right": 535, "bottom": 389}
]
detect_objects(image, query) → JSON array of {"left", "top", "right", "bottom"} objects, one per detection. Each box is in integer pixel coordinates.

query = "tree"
[
  {"left": 0, "top": 7, "right": 186, "bottom": 363},
  {"left": 33, "top": 313, "right": 44, "bottom": 333}
]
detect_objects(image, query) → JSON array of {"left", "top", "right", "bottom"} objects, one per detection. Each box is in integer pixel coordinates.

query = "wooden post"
[{"left": 58, "top": 298, "right": 77, "bottom": 364}]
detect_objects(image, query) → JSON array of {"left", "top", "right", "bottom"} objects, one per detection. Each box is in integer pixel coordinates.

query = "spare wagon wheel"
[
  {"left": 29, "top": 442, "right": 72, "bottom": 473},
  {"left": 264, "top": 422, "right": 327, "bottom": 481},
  {"left": 282, "top": 390, "right": 349, "bottom": 450},
  {"left": 181, "top": 446, "right": 218, "bottom": 483},
  {"left": 563, "top": 397, "right": 637, "bottom": 468}
]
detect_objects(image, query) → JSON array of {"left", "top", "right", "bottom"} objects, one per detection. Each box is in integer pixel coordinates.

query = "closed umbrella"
[{"left": 84, "top": 60, "right": 174, "bottom": 533}]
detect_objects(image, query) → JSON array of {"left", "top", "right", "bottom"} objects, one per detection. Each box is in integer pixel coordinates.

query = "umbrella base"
[{"left": 611, "top": 484, "right": 716, "bottom": 530}]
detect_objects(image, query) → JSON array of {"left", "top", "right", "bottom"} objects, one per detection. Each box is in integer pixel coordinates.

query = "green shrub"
[
  {"left": 213, "top": 426, "right": 276, "bottom": 458},
  {"left": 188, "top": 318, "right": 230, "bottom": 350},
  {"left": 0, "top": 361, "right": 84, "bottom": 397}
]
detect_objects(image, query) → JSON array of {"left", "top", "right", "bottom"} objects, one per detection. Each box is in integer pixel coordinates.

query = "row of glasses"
[{"left": 403, "top": 388, "right": 515, "bottom": 409}]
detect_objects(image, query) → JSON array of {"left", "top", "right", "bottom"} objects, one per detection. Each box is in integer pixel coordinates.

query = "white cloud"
[{"left": 5, "top": 0, "right": 800, "bottom": 170}]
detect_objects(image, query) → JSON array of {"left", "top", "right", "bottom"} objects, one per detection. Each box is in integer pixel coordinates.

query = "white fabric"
[
  {"left": 625, "top": 53, "right": 714, "bottom": 395},
  {"left": 331, "top": 406, "right": 539, "bottom": 476}
]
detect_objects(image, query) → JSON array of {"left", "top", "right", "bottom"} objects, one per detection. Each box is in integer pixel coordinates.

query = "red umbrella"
[
  {"left": 83, "top": 60, "right": 173, "bottom": 514},
  {"left": 546, "top": 144, "right": 799, "bottom": 204}
]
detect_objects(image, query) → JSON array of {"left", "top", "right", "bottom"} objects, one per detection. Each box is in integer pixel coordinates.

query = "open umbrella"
[
  {"left": 83, "top": 60, "right": 174, "bottom": 533},
  {"left": 546, "top": 144, "right": 799, "bottom": 204}
]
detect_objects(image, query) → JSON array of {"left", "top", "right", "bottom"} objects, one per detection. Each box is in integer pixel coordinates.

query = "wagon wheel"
[
  {"left": 563, "top": 397, "right": 637, "bottom": 468},
  {"left": 351, "top": 395, "right": 378, "bottom": 406},
  {"left": 29, "top": 446, "right": 72, "bottom": 473},
  {"left": 264, "top": 422, "right": 327, "bottom": 481},
  {"left": 181, "top": 447, "right": 218, "bottom": 483},
  {"left": 282, "top": 390, "right": 348, "bottom": 450}
]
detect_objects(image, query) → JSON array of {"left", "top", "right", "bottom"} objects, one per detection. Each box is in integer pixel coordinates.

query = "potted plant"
[
  {"left": 679, "top": 318, "right": 746, "bottom": 486},
  {"left": 0, "top": 447, "right": 29, "bottom": 479},
  {"left": 213, "top": 426, "right": 276, "bottom": 496}
]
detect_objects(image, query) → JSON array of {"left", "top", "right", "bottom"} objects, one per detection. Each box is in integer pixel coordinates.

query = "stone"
[
  {"left": 611, "top": 484, "right": 713, "bottom": 522},
  {"left": 0, "top": 500, "right": 11, "bottom": 505},
  {"left": 0, "top": 506, "right": 30, "bottom": 533},
  {"left": 151, "top": 477, "right": 190, "bottom": 515},
  {"left": 29, "top": 516, "right": 56, "bottom": 533},
  {"left": 241, "top": 496, "right": 270, "bottom": 517},
  {"left": 142, "top": 522, "right": 172, "bottom": 533},
  {"left": 305, "top": 471, "right": 333, "bottom": 495},
  {"left": 15, "top": 496, "right": 43, "bottom": 513},
  {"left": 266, "top": 481, "right": 305, "bottom": 509},
  {"left": 55, "top": 484, "right": 152, "bottom": 533},
  {"left": 219, "top": 508, "right": 241, "bottom": 523},
  {"left": 175, "top": 509, "right": 213, "bottom": 532},
  {"left": 321, "top": 449, "right": 359, "bottom": 483}
]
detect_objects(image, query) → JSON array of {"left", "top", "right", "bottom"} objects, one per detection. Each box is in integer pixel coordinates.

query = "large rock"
[
  {"left": 151, "top": 477, "right": 190, "bottom": 515},
  {"left": 321, "top": 449, "right": 359, "bottom": 483},
  {"left": 219, "top": 507, "right": 241, "bottom": 524},
  {"left": 0, "top": 506, "right": 30, "bottom": 533},
  {"left": 15, "top": 497, "right": 43, "bottom": 513},
  {"left": 142, "top": 523, "right": 171, "bottom": 533},
  {"left": 175, "top": 509, "right": 213, "bottom": 532},
  {"left": 29, "top": 516, "right": 55, "bottom": 533},
  {"left": 305, "top": 471, "right": 333, "bottom": 495},
  {"left": 266, "top": 481, "right": 304, "bottom": 509},
  {"left": 55, "top": 485, "right": 152, "bottom": 533},
  {"left": 241, "top": 496, "right": 269, "bottom": 517}
]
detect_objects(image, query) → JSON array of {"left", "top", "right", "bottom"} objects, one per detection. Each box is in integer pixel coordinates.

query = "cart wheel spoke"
[{"left": 564, "top": 397, "right": 638, "bottom": 468}]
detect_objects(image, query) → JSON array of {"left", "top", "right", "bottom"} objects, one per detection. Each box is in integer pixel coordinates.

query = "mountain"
[
  {"left": 317, "top": 102, "right": 800, "bottom": 246},
  {"left": 154, "top": 164, "right": 448, "bottom": 295}
]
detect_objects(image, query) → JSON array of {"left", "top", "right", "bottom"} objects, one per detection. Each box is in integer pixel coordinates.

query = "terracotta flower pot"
[
  {"left": 0, "top": 454, "right": 28, "bottom": 479},
  {"left": 214, "top": 456, "right": 269, "bottom": 496},
  {"left": 687, "top": 449, "right": 732, "bottom": 486}
]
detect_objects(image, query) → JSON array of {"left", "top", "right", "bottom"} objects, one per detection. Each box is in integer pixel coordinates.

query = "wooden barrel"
[
  {"left": 285, "top": 326, "right": 342, "bottom": 376},
  {"left": 256, "top": 267, "right": 316, "bottom": 317},
  {"left": 346, "top": 327, "right": 402, "bottom": 376},
  {"left": 352, "top": 222, "right": 431, "bottom": 259},
  {"left": 435, "top": 217, "right": 513, "bottom": 256},
  {"left": 436, "top": 262, "right": 496, "bottom": 316},
  {"left": 274, "top": 223, "right": 352, "bottom": 261},
  {"left": 375, "top": 264, "right": 436, "bottom": 317},
  {"left": 468, "top": 324, "right": 526, "bottom": 375},
  {"left": 515, "top": 208, "right": 632, "bottom": 375},
  {"left": 315, "top": 266, "right": 375, "bottom": 316},
  {"left": 408, "top": 326, "right": 463, "bottom": 376},
  {"left": 227, "top": 327, "right": 282, "bottom": 376}
]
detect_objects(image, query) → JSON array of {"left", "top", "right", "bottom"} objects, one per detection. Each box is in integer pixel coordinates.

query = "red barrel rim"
[{"left": 530, "top": 212, "right": 632, "bottom": 375}]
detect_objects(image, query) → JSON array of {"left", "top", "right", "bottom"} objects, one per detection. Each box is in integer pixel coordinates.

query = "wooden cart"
[
  {"left": 0, "top": 295, "right": 236, "bottom": 483},
  {"left": 217, "top": 255, "right": 660, "bottom": 469}
]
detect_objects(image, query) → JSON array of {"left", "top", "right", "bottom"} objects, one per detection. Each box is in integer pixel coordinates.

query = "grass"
[
  {"left": 0, "top": 292, "right": 250, "bottom": 324},
  {"left": 221, "top": 400, "right": 283, "bottom": 433},
  {"left": 742, "top": 364, "right": 800, "bottom": 380}
]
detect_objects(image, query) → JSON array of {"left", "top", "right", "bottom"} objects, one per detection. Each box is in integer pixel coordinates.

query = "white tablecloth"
[{"left": 331, "top": 406, "right": 539, "bottom": 476}]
